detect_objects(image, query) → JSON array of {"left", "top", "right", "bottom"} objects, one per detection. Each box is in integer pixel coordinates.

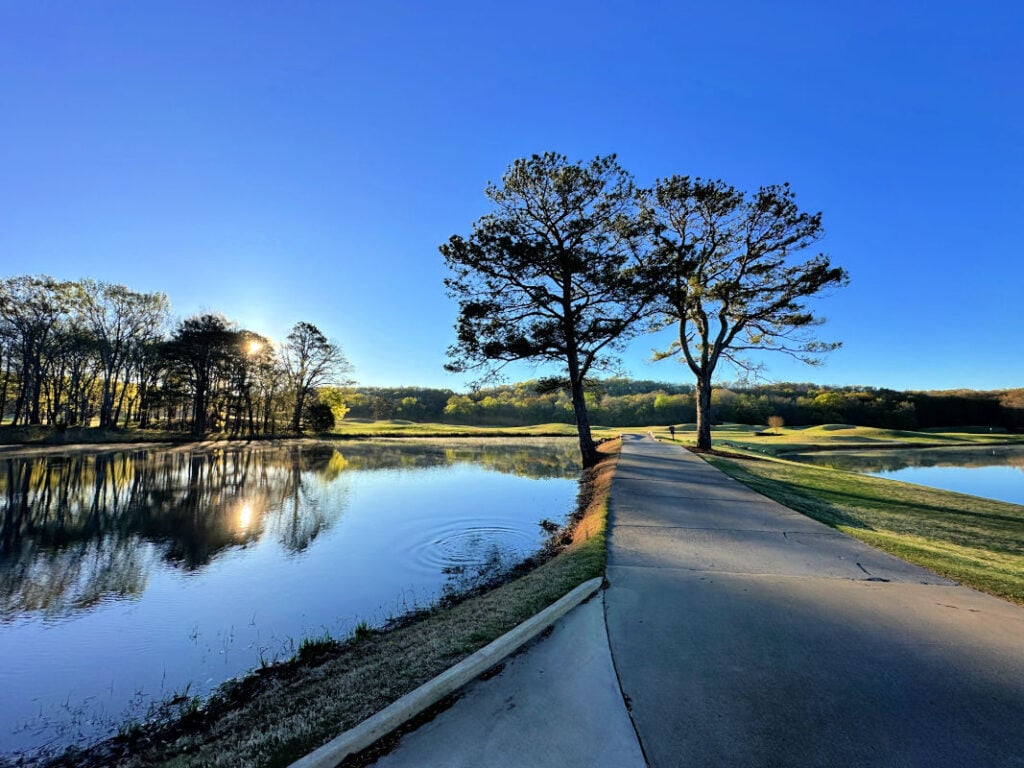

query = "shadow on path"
[{"left": 605, "top": 434, "right": 1024, "bottom": 768}]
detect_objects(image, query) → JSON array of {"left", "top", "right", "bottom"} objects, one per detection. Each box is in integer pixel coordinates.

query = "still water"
[
  {"left": 0, "top": 439, "right": 580, "bottom": 759},
  {"left": 787, "top": 445, "right": 1024, "bottom": 506}
]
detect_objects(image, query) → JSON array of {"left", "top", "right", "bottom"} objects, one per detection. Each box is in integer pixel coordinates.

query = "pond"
[
  {"left": 786, "top": 445, "right": 1024, "bottom": 506},
  {"left": 0, "top": 439, "right": 581, "bottom": 760}
]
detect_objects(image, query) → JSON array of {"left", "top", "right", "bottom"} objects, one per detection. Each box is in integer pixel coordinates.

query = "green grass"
[
  {"left": 328, "top": 420, "right": 620, "bottom": 440},
  {"left": 0, "top": 424, "right": 187, "bottom": 446},
  {"left": 704, "top": 453, "right": 1024, "bottom": 604},
  {"left": 50, "top": 442, "right": 617, "bottom": 768},
  {"left": 651, "top": 422, "right": 1024, "bottom": 458},
  {"left": 0, "top": 421, "right": 621, "bottom": 445}
]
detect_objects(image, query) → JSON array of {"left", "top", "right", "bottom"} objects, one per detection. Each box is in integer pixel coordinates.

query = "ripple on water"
[{"left": 409, "top": 519, "right": 541, "bottom": 573}]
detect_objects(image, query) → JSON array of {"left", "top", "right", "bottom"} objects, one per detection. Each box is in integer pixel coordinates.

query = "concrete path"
[
  {"left": 605, "top": 434, "right": 1024, "bottom": 768},
  {"left": 369, "top": 592, "right": 645, "bottom": 768}
]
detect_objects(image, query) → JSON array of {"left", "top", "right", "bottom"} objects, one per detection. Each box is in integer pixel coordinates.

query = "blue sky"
[{"left": 2, "top": 1, "right": 1021, "bottom": 391}]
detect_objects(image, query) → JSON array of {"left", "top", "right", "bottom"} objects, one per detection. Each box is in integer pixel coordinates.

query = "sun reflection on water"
[{"left": 238, "top": 502, "right": 254, "bottom": 532}]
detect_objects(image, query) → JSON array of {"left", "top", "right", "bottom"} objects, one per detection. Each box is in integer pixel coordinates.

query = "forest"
[
  {"left": 0, "top": 275, "right": 350, "bottom": 436},
  {"left": 2, "top": 274, "right": 1021, "bottom": 435}
]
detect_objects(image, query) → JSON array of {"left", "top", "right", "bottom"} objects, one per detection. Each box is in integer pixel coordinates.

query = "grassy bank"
[
  {"left": 48, "top": 440, "right": 618, "bottom": 768},
  {"left": 329, "top": 420, "right": 620, "bottom": 440},
  {"left": 0, "top": 421, "right": 620, "bottom": 446},
  {"left": 650, "top": 422, "right": 1024, "bottom": 457},
  {"left": 704, "top": 453, "right": 1024, "bottom": 605}
]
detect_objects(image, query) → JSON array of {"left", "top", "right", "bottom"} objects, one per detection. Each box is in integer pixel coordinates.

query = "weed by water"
[
  {"left": 297, "top": 631, "right": 341, "bottom": 663},
  {"left": 351, "top": 621, "right": 374, "bottom": 643}
]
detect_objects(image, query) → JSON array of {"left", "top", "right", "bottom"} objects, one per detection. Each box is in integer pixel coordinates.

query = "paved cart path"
[{"left": 604, "top": 434, "right": 1024, "bottom": 768}]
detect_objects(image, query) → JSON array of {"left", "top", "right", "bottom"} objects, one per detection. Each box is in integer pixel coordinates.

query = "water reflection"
[
  {"left": 786, "top": 445, "right": 1024, "bottom": 506},
  {"left": 787, "top": 445, "right": 1024, "bottom": 474},
  {"left": 0, "top": 440, "right": 579, "bottom": 622},
  {"left": 0, "top": 439, "right": 580, "bottom": 759}
]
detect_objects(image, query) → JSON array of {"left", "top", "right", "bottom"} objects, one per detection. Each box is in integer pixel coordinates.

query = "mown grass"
[
  {"left": 328, "top": 420, "right": 621, "bottom": 440},
  {"left": 651, "top": 422, "right": 1024, "bottom": 458},
  {"left": 48, "top": 440, "right": 618, "bottom": 768},
  {"left": 704, "top": 453, "right": 1024, "bottom": 604}
]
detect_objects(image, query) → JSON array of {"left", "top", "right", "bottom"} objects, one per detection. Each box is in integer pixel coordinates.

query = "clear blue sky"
[{"left": 2, "top": 1, "right": 1021, "bottom": 392}]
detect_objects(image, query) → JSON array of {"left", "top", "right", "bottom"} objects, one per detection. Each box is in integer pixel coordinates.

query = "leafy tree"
[
  {"left": 370, "top": 395, "right": 394, "bottom": 421},
  {"left": 304, "top": 401, "right": 336, "bottom": 432},
  {"left": 0, "top": 275, "right": 73, "bottom": 425},
  {"left": 75, "top": 280, "right": 170, "bottom": 428},
  {"left": 317, "top": 386, "right": 352, "bottom": 423},
  {"left": 644, "top": 177, "right": 848, "bottom": 450},
  {"left": 443, "top": 394, "right": 476, "bottom": 422},
  {"left": 161, "top": 314, "right": 239, "bottom": 436},
  {"left": 223, "top": 330, "right": 274, "bottom": 437},
  {"left": 442, "top": 152, "right": 650, "bottom": 466},
  {"left": 281, "top": 322, "right": 353, "bottom": 432}
]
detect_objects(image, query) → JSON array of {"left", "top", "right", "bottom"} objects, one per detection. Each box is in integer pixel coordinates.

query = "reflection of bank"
[
  {"left": 790, "top": 445, "right": 1024, "bottom": 473},
  {"left": 787, "top": 445, "right": 1024, "bottom": 506},
  {"left": 0, "top": 439, "right": 580, "bottom": 620},
  {"left": 0, "top": 446, "right": 349, "bottom": 619}
]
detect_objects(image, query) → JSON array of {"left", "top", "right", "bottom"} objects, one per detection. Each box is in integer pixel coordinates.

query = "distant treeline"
[
  {"left": 0, "top": 275, "right": 350, "bottom": 436},
  {"left": 340, "top": 380, "right": 1024, "bottom": 432}
]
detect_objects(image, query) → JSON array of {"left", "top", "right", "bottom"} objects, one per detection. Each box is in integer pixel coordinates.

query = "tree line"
[
  {"left": 336, "top": 380, "right": 1024, "bottom": 432},
  {"left": 0, "top": 275, "right": 352, "bottom": 436}
]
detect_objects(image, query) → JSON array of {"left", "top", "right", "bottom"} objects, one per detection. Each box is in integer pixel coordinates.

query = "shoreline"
[{"left": 20, "top": 440, "right": 619, "bottom": 768}]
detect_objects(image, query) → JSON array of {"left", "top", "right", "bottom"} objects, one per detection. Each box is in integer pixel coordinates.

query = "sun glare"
[
  {"left": 238, "top": 502, "right": 254, "bottom": 531},
  {"left": 246, "top": 339, "right": 263, "bottom": 356}
]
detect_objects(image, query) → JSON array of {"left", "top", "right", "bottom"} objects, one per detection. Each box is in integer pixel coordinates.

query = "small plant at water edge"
[
  {"left": 351, "top": 621, "right": 375, "bottom": 643},
  {"left": 297, "top": 632, "right": 340, "bottom": 663}
]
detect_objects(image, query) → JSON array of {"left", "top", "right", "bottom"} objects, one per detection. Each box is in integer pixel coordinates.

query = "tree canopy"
[
  {"left": 0, "top": 275, "right": 353, "bottom": 437},
  {"left": 281, "top": 322, "right": 353, "bottom": 432},
  {"left": 643, "top": 176, "right": 849, "bottom": 449},
  {"left": 441, "top": 152, "right": 650, "bottom": 466}
]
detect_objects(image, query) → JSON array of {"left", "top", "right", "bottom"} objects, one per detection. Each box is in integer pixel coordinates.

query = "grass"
[
  {"left": 48, "top": 439, "right": 618, "bottom": 768},
  {"left": 703, "top": 452, "right": 1024, "bottom": 605},
  {"left": 0, "top": 424, "right": 187, "bottom": 446},
  {"left": 328, "top": 420, "right": 620, "bottom": 440},
  {"left": 650, "top": 422, "right": 1024, "bottom": 458},
  {"left": 0, "top": 421, "right": 621, "bottom": 446}
]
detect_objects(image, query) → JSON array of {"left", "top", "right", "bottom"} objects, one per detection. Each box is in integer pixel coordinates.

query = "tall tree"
[
  {"left": 442, "top": 152, "right": 650, "bottom": 467},
  {"left": 161, "top": 314, "right": 239, "bottom": 436},
  {"left": 644, "top": 176, "right": 848, "bottom": 450},
  {"left": 225, "top": 330, "right": 274, "bottom": 437},
  {"left": 75, "top": 280, "right": 170, "bottom": 428},
  {"left": 0, "top": 276, "right": 71, "bottom": 425},
  {"left": 281, "top": 322, "right": 353, "bottom": 432}
]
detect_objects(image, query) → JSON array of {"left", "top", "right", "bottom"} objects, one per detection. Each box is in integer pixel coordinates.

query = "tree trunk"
[
  {"left": 695, "top": 374, "right": 713, "bottom": 451},
  {"left": 114, "top": 378, "right": 131, "bottom": 428},
  {"left": 28, "top": 357, "right": 44, "bottom": 425},
  {"left": 192, "top": 388, "right": 207, "bottom": 436},
  {"left": 290, "top": 393, "right": 304, "bottom": 433},
  {"left": 568, "top": 377, "right": 599, "bottom": 467},
  {"left": 0, "top": 353, "right": 11, "bottom": 424},
  {"left": 100, "top": 378, "right": 115, "bottom": 428}
]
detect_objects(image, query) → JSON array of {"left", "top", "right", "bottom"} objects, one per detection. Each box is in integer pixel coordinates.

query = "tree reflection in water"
[
  {"left": 789, "top": 445, "right": 1024, "bottom": 474},
  {"left": 0, "top": 439, "right": 579, "bottom": 621},
  {"left": 0, "top": 438, "right": 581, "bottom": 760}
]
